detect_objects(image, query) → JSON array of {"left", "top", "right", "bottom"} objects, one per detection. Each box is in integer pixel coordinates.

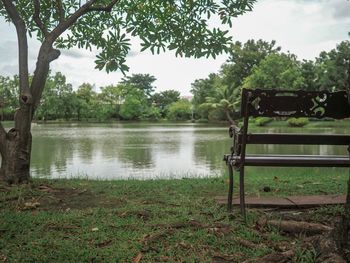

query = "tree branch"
[
  {"left": 56, "top": 0, "right": 65, "bottom": 23},
  {"left": 30, "top": 43, "right": 60, "bottom": 111},
  {"left": 48, "top": 0, "right": 97, "bottom": 43},
  {"left": 2, "top": 0, "right": 31, "bottom": 98},
  {"left": 48, "top": 0, "right": 119, "bottom": 43},
  {"left": 87, "top": 0, "right": 119, "bottom": 12},
  {"left": 33, "top": 0, "right": 49, "bottom": 37},
  {"left": 31, "top": 0, "right": 119, "bottom": 112}
]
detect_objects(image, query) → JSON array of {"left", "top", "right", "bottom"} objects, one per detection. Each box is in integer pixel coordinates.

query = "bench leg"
[
  {"left": 227, "top": 164, "right": 234, "bottom": 212},
  {"left": 239, "top": 167, "right": 246, "bottom": 219}
]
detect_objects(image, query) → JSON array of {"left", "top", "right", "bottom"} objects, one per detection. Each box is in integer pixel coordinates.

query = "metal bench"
[{"left": 224, "top": 88, "right": 350, "bottom": 217}]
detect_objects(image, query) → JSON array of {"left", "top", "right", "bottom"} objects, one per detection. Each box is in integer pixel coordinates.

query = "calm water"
[{"left": 2, "top": 122, "right": 350, "bottom": 179}]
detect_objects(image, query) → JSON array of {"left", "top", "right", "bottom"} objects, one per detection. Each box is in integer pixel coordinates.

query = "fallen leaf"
[
  {"left": 24, "top": 201, "right": 40, "bottom": 209},
  {"left": 133, "top": 253, "right": 142, "bottom": 263}
]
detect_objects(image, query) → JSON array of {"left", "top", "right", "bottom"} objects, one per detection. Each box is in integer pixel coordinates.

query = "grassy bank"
[{"left": 0, "top": 169, "right": 348, "bottom": 262}]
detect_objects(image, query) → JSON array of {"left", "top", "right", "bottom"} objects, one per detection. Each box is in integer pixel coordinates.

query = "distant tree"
[
  {"left": 98, "top": 84, "right": 123, "bottom": 119},
  {"left": 75, "top": 83, "right": 96, "bottom": 121},
  {"left": 121, "top": 74, "right": 156, "bottom": 98},
  {"left": 300, "top": 60, "right": 318, "bottom": 91},
  {"left": 315, "top": 41, "right": 350, "bottom": 91},
  {"left": 119, "top": 93, "right": 144, "bottom": 120},
  {"left": 0, "top": 76, "right": 19, "bottom": 120},
  {"left": 0, "top": 0, "right": 256, "bottom": 183},
  {"left": 244, "top": 53, "right": 304, "bottom": 89},
  {"left": 167, "top": 99, "right": 192, "bottom": 121},
  {"left": 205, "top": 83, "right": 239, "bottom": 124},
  {"left": 221, "top": 39, "right": 281, "bottom": 89},
  {"left": 190, "top": 73, "right": 220, "bottom": 106},
  {"left": 152, "top": 89, "right": 180, "bottom": 117}
]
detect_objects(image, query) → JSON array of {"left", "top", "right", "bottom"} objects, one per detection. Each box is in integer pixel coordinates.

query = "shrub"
[
  {"left": 287, "top": 117, "right": 309, "bottom": 127},
  {"left": 255, "top": 117, "right": 273, "bottom": 126},
  {"left": 119, "top": 95, "right": 143, "bottom": 120},
  {"left": 166, "top": 99, "right": 192, "bottom": 121},
  {"left": 142, "top": 106, "right": 161, "bottom": 121}
]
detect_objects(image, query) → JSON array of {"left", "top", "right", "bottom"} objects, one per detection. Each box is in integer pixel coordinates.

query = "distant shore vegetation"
[{"left": 1, "top": 39, "right": 349, "bottom": 123}]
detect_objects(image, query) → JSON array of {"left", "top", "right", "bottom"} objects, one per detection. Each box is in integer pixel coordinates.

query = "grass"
[{"left": 0, "top": 169, "right": 348, "bottom": 263}]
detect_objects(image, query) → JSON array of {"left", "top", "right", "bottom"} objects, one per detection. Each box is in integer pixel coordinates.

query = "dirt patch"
[{"left": 5, "top": 184, "right": 123, "bottom": 211}]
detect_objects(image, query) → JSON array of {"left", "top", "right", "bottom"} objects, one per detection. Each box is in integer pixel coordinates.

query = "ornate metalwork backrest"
[{"left": 241, "top": 88, "right": 350, "bottom": 119}]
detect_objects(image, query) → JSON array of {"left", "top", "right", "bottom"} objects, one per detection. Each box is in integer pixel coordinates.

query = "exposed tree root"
[
  {"left": 256, "top": 217, "right": 348, "bottom": 262},
  {"left": 258, "top": 218, "right": 332, "bottom": 235},
  {"left": 311, "top": 234, "right": 347, "bottom": 263}
]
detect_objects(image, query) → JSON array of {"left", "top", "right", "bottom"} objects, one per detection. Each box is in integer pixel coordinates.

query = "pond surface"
[
  {"left": 30, "top": 122, "right": 230, "bottom": 179},
  {"left": 3, "top": 122, "right": 350, "bottom": 180}
]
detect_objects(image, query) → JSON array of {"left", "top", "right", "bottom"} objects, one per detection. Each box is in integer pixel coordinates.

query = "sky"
[{"left": 0, "top": 0, "right": 350, "bottom": 96}]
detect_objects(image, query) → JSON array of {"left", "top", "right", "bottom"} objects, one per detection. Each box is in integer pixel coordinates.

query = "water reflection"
[
  {"left": 28, "top": 123, "right": 231, "bottom": 179},
  {"left": 1, "top": 122, "right": 349, "bottom": 179}
]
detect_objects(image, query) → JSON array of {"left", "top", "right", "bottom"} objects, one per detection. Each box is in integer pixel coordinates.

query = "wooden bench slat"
[
  {"left": 239, "top": 133, "right": 350, "bottom": 145},
  {"left": 231, "top": 154, "right": 350, "bottom": 167}
]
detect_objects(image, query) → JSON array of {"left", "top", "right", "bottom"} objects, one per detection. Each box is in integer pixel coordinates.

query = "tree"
[
  {"left": 166, "top": 99, "right": 192, "bottom": 121},
  {"left": 98, "top": 84, "right": 123, "bottom": 120},
  {"left": 121, "top": 74, "right": 156, "bottom": 99},
  {"left": 75, "top": 83, "right": 96, "bottom": 121},
  {"left": 0, "top": 0, "right": 256, "bottom": 183},
  {"left": 243, "top": 53, "right": 304, "bottom": 89},
  {"left": 35, "top": 72, "right": 76, "bottom": 120},
  {"left": 205, "top": 83, "right": 239, "bottom": 124},
  {"left": 315, "top": 41, "right": 350, "bottom": 91},
  {"left": 221, "top": 39, "right": 281, "bottom": 89},
  {"left": 119, "top": 93, "right": 144, "bottom": 120},
  {"left": 300, "top": 60, "right": 318, "bottom": 91},
  {"left": 191, "top": 73, "right": 220, "bottom": 106},
  {"left": 0, "top": 75, "right": 19, "bottom": 120},
  {"left": 152, "top": 89, "right": 180, "bottom": 117}
]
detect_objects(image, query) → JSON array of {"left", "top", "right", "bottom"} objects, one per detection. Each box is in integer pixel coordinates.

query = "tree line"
[
  {"left": 190, "top": 39, "right": 350, "bottom": 122},
  {"left": 1, "top": 39, "right": 349, "bottom": 123},
  {"left": 0, "top": 73, "right": 193, "bottom": 122}
]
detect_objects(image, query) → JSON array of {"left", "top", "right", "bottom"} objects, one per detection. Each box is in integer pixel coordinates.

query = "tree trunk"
[
  {"left": 0, "top": 107, "right": 32, "bottom": 184},
  {"left": 225, "top": 109, "right": 236, "bottom": 126}
]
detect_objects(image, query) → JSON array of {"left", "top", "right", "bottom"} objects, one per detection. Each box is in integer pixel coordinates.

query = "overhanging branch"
[
  {"left": 33, "top": 0, "right": 49, "bottom": 37},
  {"left": 87, "top": 0, "right": 119, "bottom": 12},
  {"left": 49, "top": 0, "right": 97, "bottom": 43},
  {"left": 56, "top": 0, "right": 65, "bottom": 22},
  {"left": 49, "top": 0, "right": 119, "bottom": 43}
]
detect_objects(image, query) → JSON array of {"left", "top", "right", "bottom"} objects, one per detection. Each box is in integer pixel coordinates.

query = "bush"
[
  {"left": 142, "top": 106, "right": 161, "bottom": 121},
  {"left": 255, "top": 117, "right": 273, "bottom": 126},
  {"left": 166, "top": 99, "right": 192, "bottom": 121},
  {"left": 287, "top": 117, "right": 309, "bottom": 127},
  {"left": 119, "top": 95, "right": 143, "bottom": 120}
]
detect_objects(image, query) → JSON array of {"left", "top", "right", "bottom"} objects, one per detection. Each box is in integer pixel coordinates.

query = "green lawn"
[{"left": 0, "top": 169, "right": 348, "bottom": 262}]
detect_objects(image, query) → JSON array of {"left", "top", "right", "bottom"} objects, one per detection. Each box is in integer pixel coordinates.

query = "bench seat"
[
  {"left": 226, "top": 154, "right": 350, "bottom": 167},
  {"left": 225, "top": 88, "right": 350, "bottom": 216}
]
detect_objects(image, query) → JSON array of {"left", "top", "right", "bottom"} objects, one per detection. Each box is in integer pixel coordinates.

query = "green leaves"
[
  {"left": 94, "top": 29, "right": 131, "bottom": 74},
  {"left": 2, "top": 0, "right": 256, "bottom": 74}
]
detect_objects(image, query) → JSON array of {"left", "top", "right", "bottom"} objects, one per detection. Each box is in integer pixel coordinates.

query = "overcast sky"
[{"left": 0, "top": 0, "right": 349, "bottom": 95}]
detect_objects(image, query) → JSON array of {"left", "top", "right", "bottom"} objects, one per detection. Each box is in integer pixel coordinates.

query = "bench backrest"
[{"left": 241, "top": 88, "right": 350, "bottom": 119}]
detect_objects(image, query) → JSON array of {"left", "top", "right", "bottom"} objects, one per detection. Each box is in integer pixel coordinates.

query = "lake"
[{"left": 2, "top": 122, "right": 350, "bottom": 179}]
